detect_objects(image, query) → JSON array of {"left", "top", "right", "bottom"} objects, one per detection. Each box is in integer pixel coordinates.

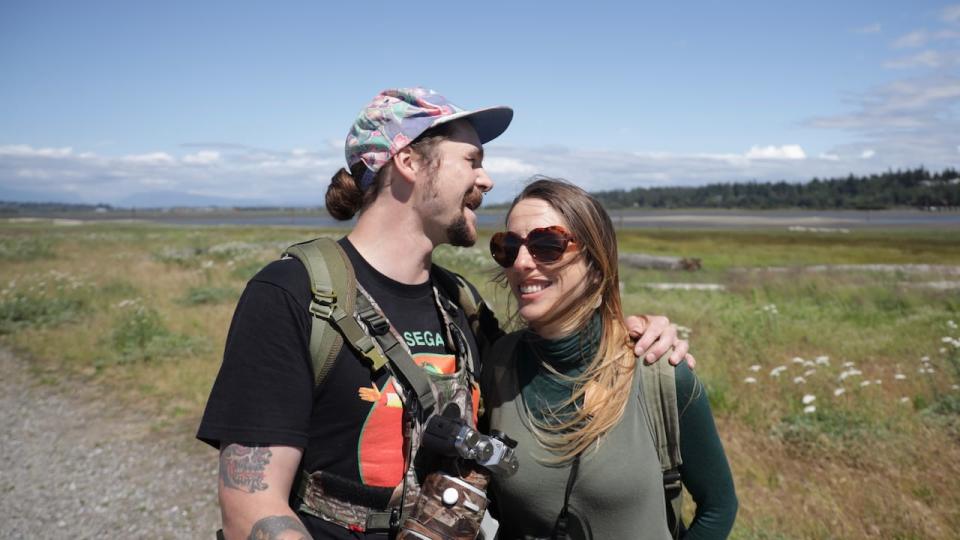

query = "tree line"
[{"left": 590, "top": 167, "right": 960, "bottom": 210}]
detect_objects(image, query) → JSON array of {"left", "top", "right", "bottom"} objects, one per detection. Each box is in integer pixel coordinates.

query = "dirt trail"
[{"left": 0, "top": 348, "right": 220, "bottom": 539}]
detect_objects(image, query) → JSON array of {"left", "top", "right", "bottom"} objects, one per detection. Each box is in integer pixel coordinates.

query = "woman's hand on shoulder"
[{"left": 625, "top": 315, "right": 695, "bottom": 368}]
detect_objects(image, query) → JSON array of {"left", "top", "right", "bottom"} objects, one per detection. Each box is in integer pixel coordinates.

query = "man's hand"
[{"left": 625, "top": 315, "right": 695, "bottom": 368}]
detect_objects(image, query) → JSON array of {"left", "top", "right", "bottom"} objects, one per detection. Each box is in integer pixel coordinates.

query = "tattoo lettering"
[
  {"left": 220, "top": 444, "right": 271, "bottom": 493},
  {"left": 247, "top": 515, "right": 310, "bottom": 540}
]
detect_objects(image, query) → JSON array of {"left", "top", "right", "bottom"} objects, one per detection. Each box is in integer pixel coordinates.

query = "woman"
[{"left": 482, "top": 179, "right": 737, "bottom": 539}]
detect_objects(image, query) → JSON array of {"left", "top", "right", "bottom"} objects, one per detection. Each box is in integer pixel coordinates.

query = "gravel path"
[{"left": 0, "top": 348, "right": 221, "bottom": 539}]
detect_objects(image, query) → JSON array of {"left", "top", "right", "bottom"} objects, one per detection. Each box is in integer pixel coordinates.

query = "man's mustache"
[{"left": 463, "top": 188, "right": 484, "bottom": 211}]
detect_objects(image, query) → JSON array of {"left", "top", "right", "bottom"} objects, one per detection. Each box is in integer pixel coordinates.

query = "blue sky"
[{"left": 1, "top": 0, "right": 958, "bottom": 205}]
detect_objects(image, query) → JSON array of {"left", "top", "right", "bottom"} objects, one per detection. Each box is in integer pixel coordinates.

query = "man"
[{"left": 197, "top": 88, "right": 690, "bottom": 539}]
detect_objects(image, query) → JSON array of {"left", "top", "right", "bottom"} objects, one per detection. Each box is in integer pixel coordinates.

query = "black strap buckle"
[
  {"left": 663, "top": 468, "right": 683, "bottom": 497},
  {"left": 357, "top": 304, "right": 389, "bottom": 336}
]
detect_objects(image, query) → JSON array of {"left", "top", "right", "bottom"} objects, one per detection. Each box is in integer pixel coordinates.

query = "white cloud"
[
  {"left": 854, "top": 23, "right": 882, "bottom": 34},
  {"left": 122, "top": 152, "right": 175, "bottom": 165},
  {"left": 861, "top": 149, "right": 876, "bottom": 159},
  {"left": 893, "top": 30, "right": 928, "bottom": 48},
  {"left": 0, "top": 145, "right": 74, "bottom": 158},
  {"left": 479, "top": 144, "right": 904, "bottom": 204},
  {"left": 942, "top": 5, "right": 960, "bottom": 23},
  {"left": 139, "top": 177, "right": 175, "bottom": 186},
  {"left": 182, "top": 150, "right": 221, "bottom": 164},
  {"left": 0, "top": 136, "right": 951, "bottom": 206},
  {"left": 884, "top": 50, "right": 943, "bottom": 69},
  {"left": 0, "top": 144, "right": 345, "bottom": 205},
  {"left": 745, "top": 145, "right": 807, "bottom": 160},
  {"left": 483, "top": 157, "right": 537, "bottom": 175}
]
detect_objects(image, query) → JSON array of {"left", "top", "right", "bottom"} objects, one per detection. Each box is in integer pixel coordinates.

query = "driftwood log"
[{"left": 619, "top": 253, "right": 702, "bottom": 271}]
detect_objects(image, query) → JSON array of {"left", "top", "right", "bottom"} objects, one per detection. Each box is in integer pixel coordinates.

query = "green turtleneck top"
[{"left": 487, "top": 314, "right": 738, "bottom": 539}]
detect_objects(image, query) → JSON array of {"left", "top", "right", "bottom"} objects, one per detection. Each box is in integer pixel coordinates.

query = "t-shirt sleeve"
[
  {"left": 675, "top": 362, "right": 739, "bottom": 539},
  {"left": 196, "top": 271, "right": 315, "bottom": 450}
]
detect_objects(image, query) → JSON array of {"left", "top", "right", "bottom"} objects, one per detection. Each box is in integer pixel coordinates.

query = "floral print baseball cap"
[{"left": 345, "top": 87, "right": 513, "bottom": 189}]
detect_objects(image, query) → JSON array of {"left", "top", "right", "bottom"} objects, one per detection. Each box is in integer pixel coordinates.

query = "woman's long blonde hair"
[{"left": 504, "top": 178, "right": 637, "bottom": 462}]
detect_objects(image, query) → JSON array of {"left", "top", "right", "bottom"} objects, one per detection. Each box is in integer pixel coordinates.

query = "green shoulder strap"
[
  {"left": 283, "top": 238, "right": 355, "bottom": 386},
  {"left": 283, "top": 237, "right": 393, "bottom": 385},
  {"left": 283, "top": 237, "right": 436, "bottom": 415},
  {"left": 639, "top": 354, "right": 683, "bottom": 539}
]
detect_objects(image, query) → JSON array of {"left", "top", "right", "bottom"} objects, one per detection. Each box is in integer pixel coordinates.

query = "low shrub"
[
  {"left": 179, "top": 285, "right": 239, "bottom": 306},
  {"left": 101, "top": 303, "right": 205, "bottom": 364}
]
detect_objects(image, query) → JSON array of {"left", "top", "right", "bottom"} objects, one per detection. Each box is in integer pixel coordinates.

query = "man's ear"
[{"left": 391, "top": 147, "right": 420, "bottom": 185}]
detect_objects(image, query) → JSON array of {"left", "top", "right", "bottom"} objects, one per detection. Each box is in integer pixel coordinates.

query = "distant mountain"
[
  {"left": 116, "top": 191, "right": 266, "bottom": 208},
  {"left": 0, "top": 186, "right": 86, "bottom": 205}
]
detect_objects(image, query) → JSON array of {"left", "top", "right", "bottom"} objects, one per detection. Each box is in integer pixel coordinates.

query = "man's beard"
[
  {"left": 446, "top": 215, "right": 474, "bottom": 247},
  {"left": 446, "top": 188, "right": 484, "bottom": 247}
]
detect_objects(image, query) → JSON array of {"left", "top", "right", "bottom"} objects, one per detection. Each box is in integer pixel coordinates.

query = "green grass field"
[{"left": 2, "top": 219, "right": 959, "bottom": 539}]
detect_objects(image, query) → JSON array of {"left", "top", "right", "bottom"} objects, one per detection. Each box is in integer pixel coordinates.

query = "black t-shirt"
[{"left": 197, "top": 238, "right": 483, "bottom": 539}]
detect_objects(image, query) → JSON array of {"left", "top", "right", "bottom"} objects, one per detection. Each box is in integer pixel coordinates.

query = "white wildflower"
[
  {"left": 802, "top": 394, "right": 816, "bottom": 405},
  {"left": 834, "top": 388, "right": 846, "bottom": 396},
  {"left": 842, "top": 361, "right": 855, "bottom": 368},
  {"left": 838, "top": 369, "right": 862, "bottom": 381},
  {"left": 792, "top": 357, "right": 805, "bottom": 365},
  {"left": 744, "top": 377, "right": 757, "bottom": 384},
  {"left": 894, "top": 374, "right": 906, "bottom": 380},
  {"left": 770, "top": 366, "right": 787, "bottom": 377},
  {"left": 943, "top": 337, "right": 954, "bottom": 343},
  {"left": 793, "top": 376, "right": 806, "bottom": 384},
  {"left": 900, "top": 397, "right": 910, "bottom": 404},
  {"left": 815, "top": 356, "right": 830, "bottom": 366},
  {"left": 874, "top": 379, "right": 882, "bottom": 385},
  {"left": 920, "top": 356, "right": 930, "bottom": 363},
  {"left": 952, "top": 385, "right": 959, "bottom": 391},
  {"left": 860, "top": 380, "right": 872, "bottom": 387},
  {"left": 941, "top": 348, "right": 948, "bottom": 354},
  {"left": 749, "top": 365, "right": 761, "bottom": 372},
  {"left": 803, "top": 405, "right": 816, "bottom": 414},
  {"left": 804, "top": 369, "right": 816, "bottom": 377}
]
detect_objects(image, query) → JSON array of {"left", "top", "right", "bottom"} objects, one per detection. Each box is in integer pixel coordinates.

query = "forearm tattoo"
[
  {"left": 247, "top": 515, "right": 310, "bottom": 540},
  {"left": 220, "top": 444, "right": 272, "bottom": 493}
]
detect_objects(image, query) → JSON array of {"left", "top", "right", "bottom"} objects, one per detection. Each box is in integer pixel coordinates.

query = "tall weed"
[
  {"left": 0, "top": 271, "right": 89, "bottom": 333},
  {"left": 0, "top": 235, "right": 56, "bottom": 261}
]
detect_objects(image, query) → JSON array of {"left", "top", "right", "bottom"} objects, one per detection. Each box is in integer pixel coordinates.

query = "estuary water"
[{"left": 144, "top": 209, "right": 960, "bottom": 230}]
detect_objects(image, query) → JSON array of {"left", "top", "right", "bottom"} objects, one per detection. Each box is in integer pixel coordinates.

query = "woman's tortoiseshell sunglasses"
[{"left": 489, "top": 225, "right": 576, "bottom": 268}]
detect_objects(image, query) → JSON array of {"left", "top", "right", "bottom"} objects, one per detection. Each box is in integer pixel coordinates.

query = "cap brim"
[{"left": 432, "top": 106, "right": 514, "bottom": 144}]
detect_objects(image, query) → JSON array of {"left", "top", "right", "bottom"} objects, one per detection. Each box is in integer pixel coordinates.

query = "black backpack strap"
[
  {"left": 552, "top": 455, "right": 581, "bottom": 540},
  {"left": 431, "top": 265, "right": 504, "bottom": 358}
]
